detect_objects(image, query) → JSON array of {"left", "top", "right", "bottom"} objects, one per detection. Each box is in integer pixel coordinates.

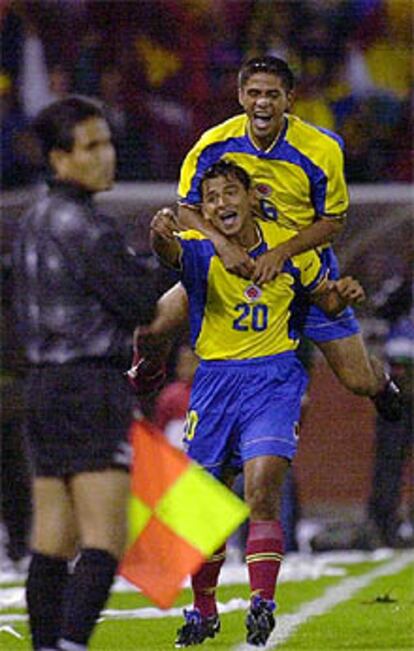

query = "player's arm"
[
  {"left": 254, "top": 136, "right": 349, "bottom": 284},
  {"left": 252, "top": 216, "right": 345, "bottom": 285},
  {"left": 150, "top": 207, "right": 182, "bottom": 268},
  {"left": 178, "top": 203, "right": 255, "bottom": 279},
  {"left": 310, "top": 275, "right": 365, "bottom": 316},
  {"left": 134, "top": 209, "right": 188, "bottom": 384},
  {"left": 132, "top": 284, "right": 188, "bottom": 365},
  {"left": 138, "top": 283, "right": 188, "bottom": 345},
  {"left": 128, "top": 283, "right": 189, "bottom": 398}
]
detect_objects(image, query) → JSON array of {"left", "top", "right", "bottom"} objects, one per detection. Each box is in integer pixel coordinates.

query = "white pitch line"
[
  {"left": 233, "top": 551, "right": 414, "bottom": 651},
  {"left": 0, "top": 625, "right": 23, "bottom": 639},
  {"left": 1, "top": 551, "right": 412, "bottom": 636},
  {"left": 0, "top": 597, "right": 252, "bottom": 626}
]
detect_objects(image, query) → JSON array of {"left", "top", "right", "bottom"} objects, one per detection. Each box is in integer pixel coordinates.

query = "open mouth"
[
  {"left": 253, "top": 113, "right": 272, "bottom": 129},
  {"left": 220, "top": 210, "right": 239, "bottom": 227}
]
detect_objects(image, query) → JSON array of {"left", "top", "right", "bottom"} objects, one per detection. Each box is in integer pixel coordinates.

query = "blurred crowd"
[
  {"left": 1, "top": 0, "right": 412, "bottom": 189},
  {"left": 1, "top": 1, "right": 413, "bottom": 570}
]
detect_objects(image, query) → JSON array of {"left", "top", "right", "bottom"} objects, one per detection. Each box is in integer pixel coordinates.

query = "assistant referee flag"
[{"left": 119, "top": 417, "right": 249, "bottom": 609}]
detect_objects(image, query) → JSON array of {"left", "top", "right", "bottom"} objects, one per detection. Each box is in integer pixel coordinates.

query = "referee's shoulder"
[{"left": 45, "top": 192, "right": 94, "bottom": 235}]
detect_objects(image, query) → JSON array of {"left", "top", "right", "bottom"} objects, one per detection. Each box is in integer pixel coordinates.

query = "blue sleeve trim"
[
  {"left": 313, "top": 125, "right": 345, "bottom": 150},
  {"left": 273, "top": 141, "right": 328, "bottom": 217},
  {"left": 180, "top": 136, "right": 251, "bottom": 205},
  {"left": 180, "top": 238, "right": 215, "bottom": 346}
]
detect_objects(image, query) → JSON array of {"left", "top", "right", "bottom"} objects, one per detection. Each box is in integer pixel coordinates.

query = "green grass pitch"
[{"left": 1, "top": 552, "right": 413, "bottom": 650}]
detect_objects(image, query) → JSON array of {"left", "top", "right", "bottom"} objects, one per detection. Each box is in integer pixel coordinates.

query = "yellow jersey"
[
  {"left": 178, "top": 113, "right": 349, "bottom": 232},
  {"left": 178, "top": 219, "right": 327, "bottom": 360}
]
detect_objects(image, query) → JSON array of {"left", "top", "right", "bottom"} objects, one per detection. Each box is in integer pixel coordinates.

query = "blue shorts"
[
  {"left": 302, "top": 247, "right": 360, "bottom": 343},
  {"left": 183, "top": 352, "right": 308, "bottom": 478}
]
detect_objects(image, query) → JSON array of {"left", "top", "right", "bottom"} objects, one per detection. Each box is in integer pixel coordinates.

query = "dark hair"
[
  {"left": 200, "top": 160, "right": 251, "bottom": 195},
  {"left": 238, "top": 56, "right": 295, "bottom": 92},
  {"left": 33, "top": 95, "right": 106, "bottom": 161}
]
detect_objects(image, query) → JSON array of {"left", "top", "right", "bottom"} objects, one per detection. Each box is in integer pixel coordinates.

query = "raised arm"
[
  {"left": 128, "top": 282, "right": 189, "bottom": 398},
  {"left": 150, "top": 207, "right": 182, "bottom": 268}
]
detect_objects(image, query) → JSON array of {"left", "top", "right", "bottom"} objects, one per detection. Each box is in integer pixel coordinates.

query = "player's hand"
[
  {"left": 126, "top": 351, "right": 166, "bottom": 398},
  {"left": 126, "top": 328, "right": 166, "bottom": 398},
  {"left": 329, "top": 277, "right": 366, "bottom": 306},
  {"left": 252, "top": 244, "right": 290, "bottom": 285},
  {"left": 214, "top": 238, "right": 255, "bottom": 279},
  {"left": 150, "top": 207, "right": 178, "bottom": 241}
]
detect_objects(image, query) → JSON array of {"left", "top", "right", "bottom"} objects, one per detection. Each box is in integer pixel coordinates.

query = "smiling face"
[
  {"left": 201, "top": 173, "right": 256, "bottom": 247},
  {"left": 238, "top": 72, "right": 293, "bottom": 150},
  {"left": 50, "top": 116, "right": 116, "bottom": 192}
]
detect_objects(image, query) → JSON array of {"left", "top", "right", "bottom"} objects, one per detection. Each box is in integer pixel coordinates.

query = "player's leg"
[
  {"left": 175, "top": 543, "right": 224, "bottom": 648},
  {"left": 26, "top": 477, "right": 77, "bottom": 651},
  {"left": 176, "top": 366, "right": 240, "bottom": 647},
  {"left": 316, "top": 334, "right": 402, "bottom": 420},
  {"left": 240, "top": 353, "right": 306, "bottom": 646},
  {"left": 243, "top": 455, "right": 288, "bottom": 646},
  {"left": 244, "top": 454, "right": 288, "bottom": 599},
  {"left": 189, "top": 468, "right": 233, "bottom": 617},
  {"left": 190, "top": 545, "right": 226, "bottom": 615},
  {"left": 317, "top": 332, "right": 379, "bottom": 395},
  {"left": 303, "top": 247, "right": 402, "bottom": 421},
  {"left": 57, "top": 469, "right": 130, "bottom": 651}
]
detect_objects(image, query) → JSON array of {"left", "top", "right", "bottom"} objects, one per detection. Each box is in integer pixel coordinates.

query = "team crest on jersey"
[
  {"left": 255, "top": 183, "right": 272, "bottom": 197},
  {"left": 244, "top": 284, "right": 262, "bottom": 302}
]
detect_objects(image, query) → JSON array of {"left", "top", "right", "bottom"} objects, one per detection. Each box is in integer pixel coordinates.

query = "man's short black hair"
[
  {"left": 238, "top": 56, "right": 295, "bottom": 92},
  {"left": 33, "top": 95, "right": 106, "bottom": 160},
  {"left": 200, "top": 160, "right": 251, "bottom": 196}
]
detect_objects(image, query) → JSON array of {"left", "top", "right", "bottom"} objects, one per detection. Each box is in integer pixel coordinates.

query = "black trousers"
[
  {"left": 1, "top": 378, "right": 32, "bottom": 561},
  {"left": 368, "top": 403, "right": 413, "bottom": 546}
]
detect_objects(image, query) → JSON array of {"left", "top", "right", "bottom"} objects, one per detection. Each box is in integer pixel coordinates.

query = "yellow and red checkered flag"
[{"left": 119, "top": 418, "right": 249, "bottom": 609}]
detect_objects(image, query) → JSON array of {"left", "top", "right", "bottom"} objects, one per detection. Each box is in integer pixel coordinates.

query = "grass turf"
[
  {"left": 277, "top": 565, "right": 414, "bottom": 650},
  {"left": 1, "top": 555, "right": 412, "bottom": 650}
]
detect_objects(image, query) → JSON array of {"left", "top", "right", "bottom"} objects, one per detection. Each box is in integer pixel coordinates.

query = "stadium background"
[{"left": 1, "top": 0, "right": 413, "bottom": 534}]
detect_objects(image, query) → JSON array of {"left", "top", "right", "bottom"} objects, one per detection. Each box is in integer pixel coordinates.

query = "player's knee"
[
  {"left": 341, "top": 373, "right": 372, "bottom": 395},
  {"left": 319, "top": 337, "right": 380, "bottom": 396}
]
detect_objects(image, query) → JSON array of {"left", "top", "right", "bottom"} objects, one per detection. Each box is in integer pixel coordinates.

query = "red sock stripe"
[{"left": 246, "top": 520, "right": 284, "bottom": 601}]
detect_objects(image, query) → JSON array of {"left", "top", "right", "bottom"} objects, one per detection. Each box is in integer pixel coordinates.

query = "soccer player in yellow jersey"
[
  {"left": 149, "top": 160, "right": 365, "bottom": 647},
  {"left": 151, "top": 55, "right": 401, "bottom": 422}
]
